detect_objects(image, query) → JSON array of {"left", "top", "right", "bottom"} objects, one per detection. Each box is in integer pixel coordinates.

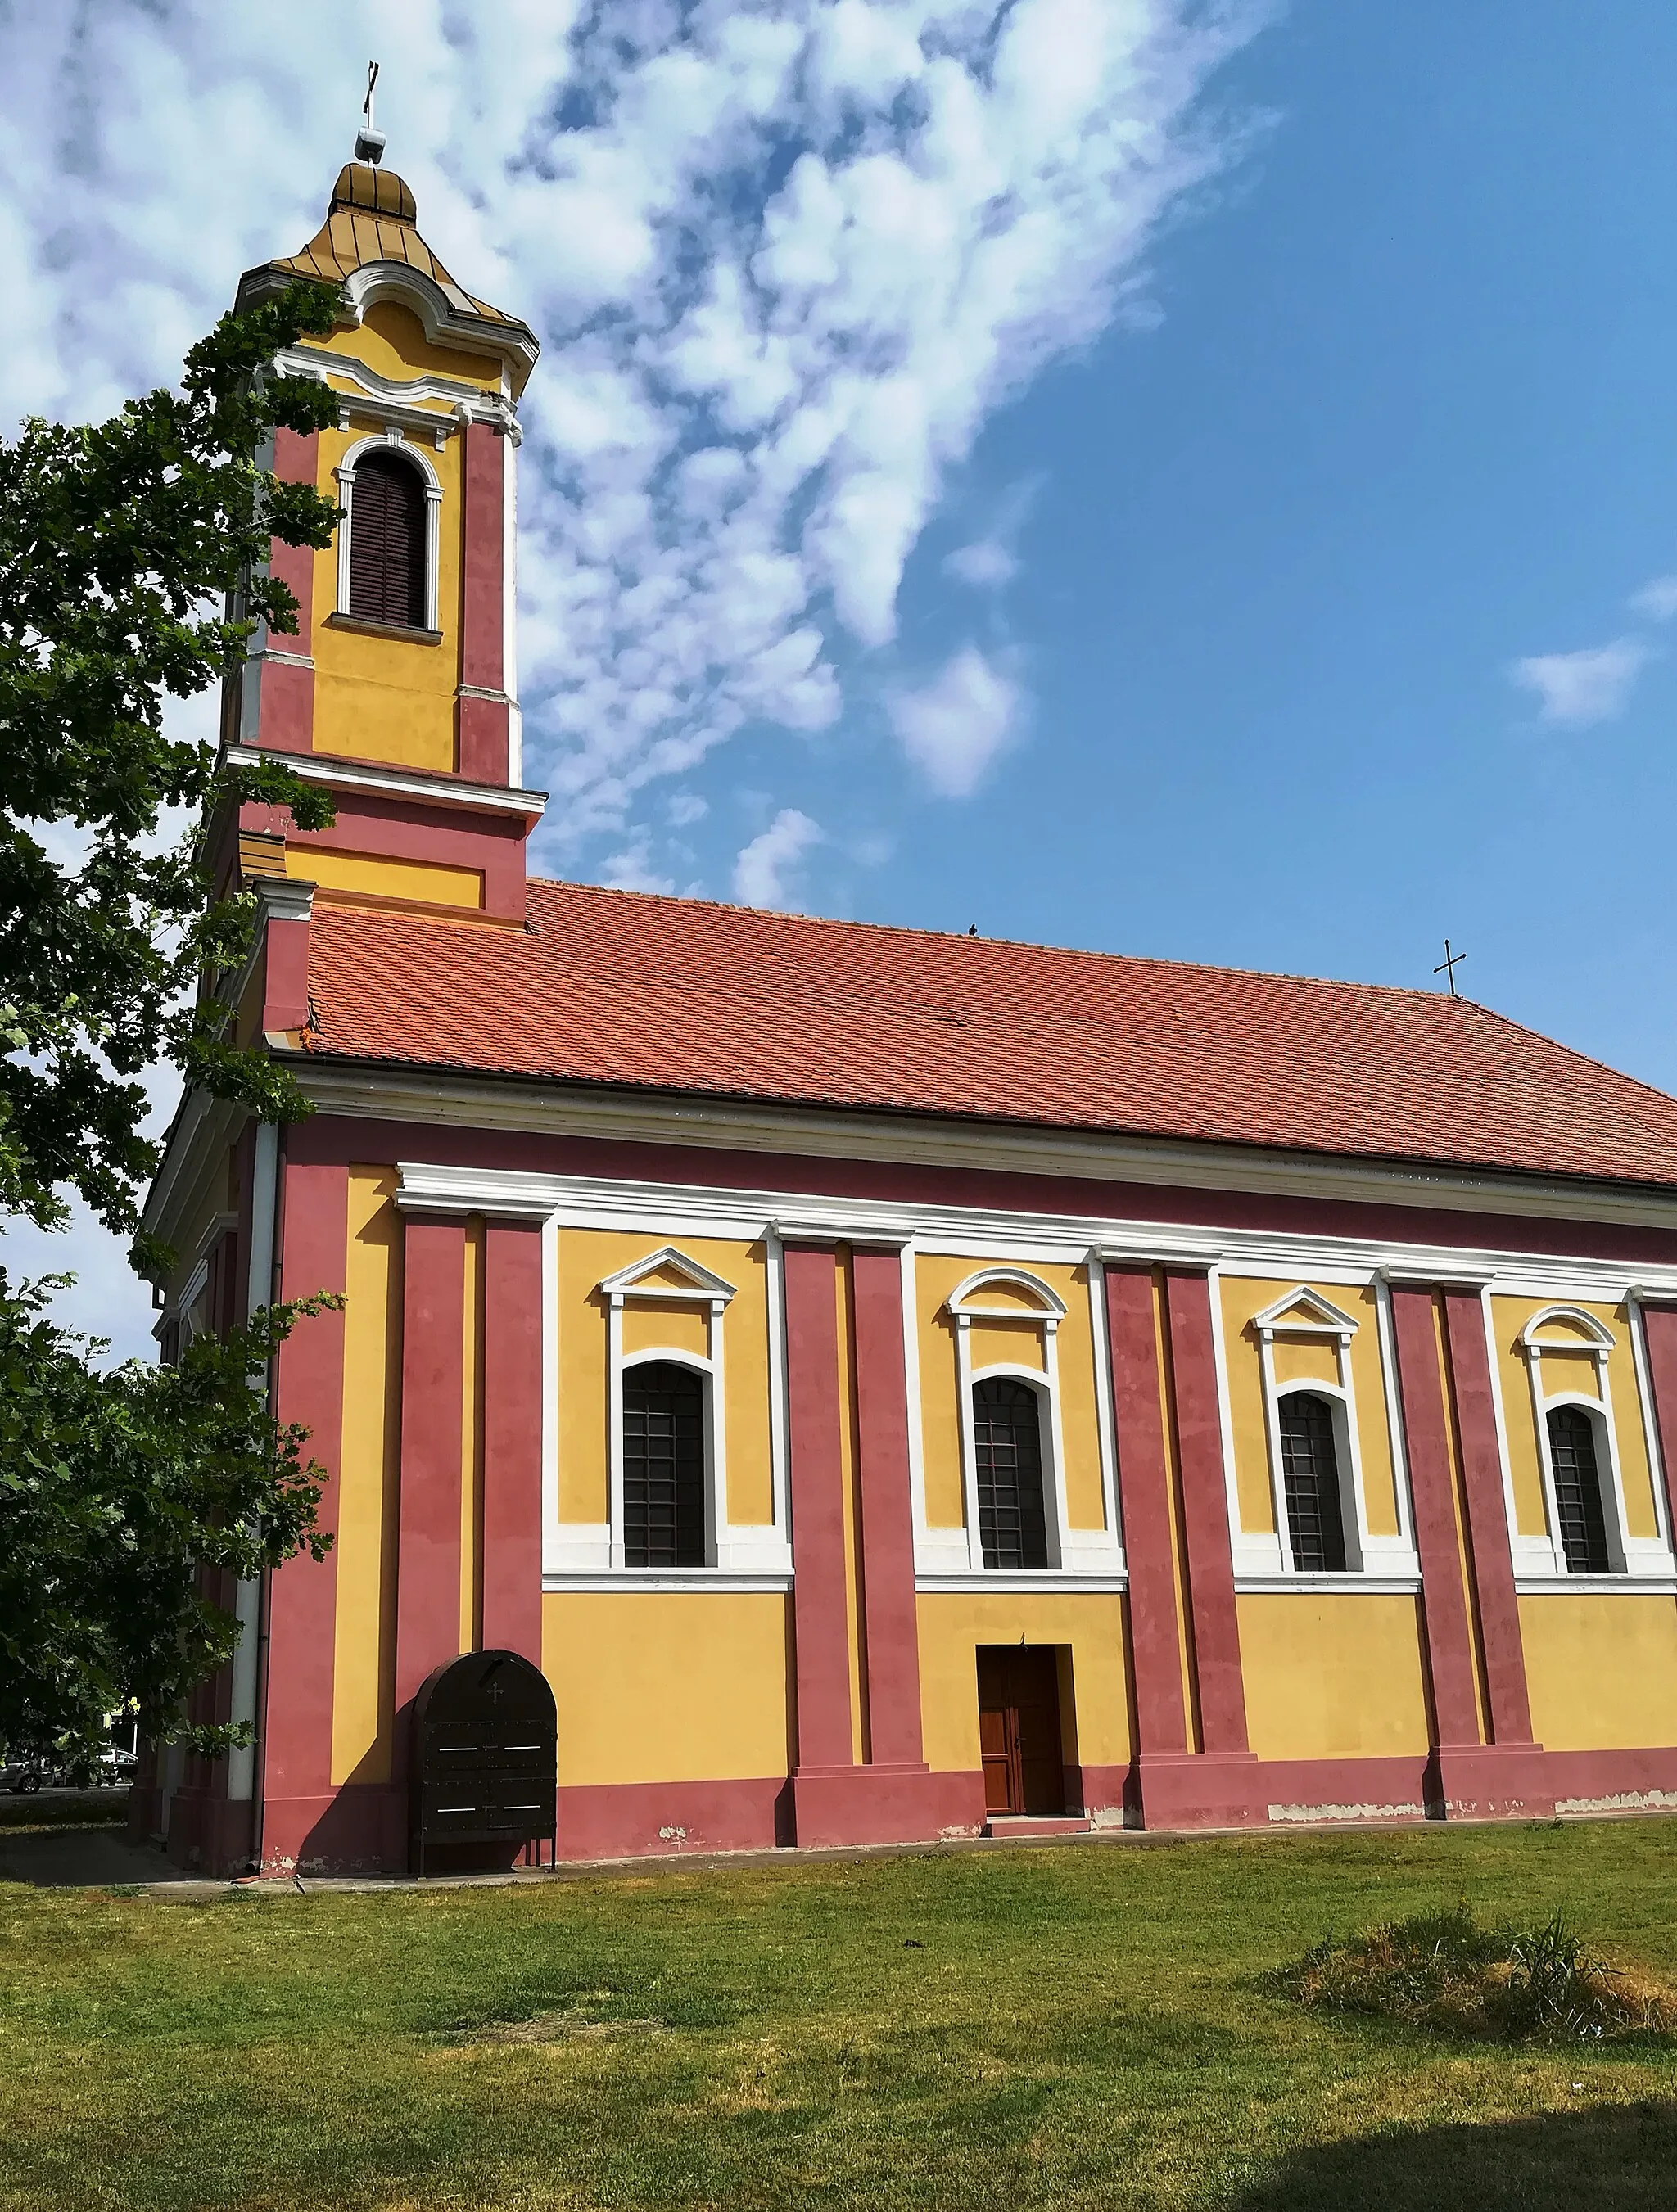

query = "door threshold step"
[{"left": 983, "top": 1815, "right": 1092, "bottom": 1839}]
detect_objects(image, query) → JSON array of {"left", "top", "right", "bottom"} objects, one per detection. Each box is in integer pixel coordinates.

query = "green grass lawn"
[{"left": 4, "top": 1820, "right": 1677, "bottom": 2210}]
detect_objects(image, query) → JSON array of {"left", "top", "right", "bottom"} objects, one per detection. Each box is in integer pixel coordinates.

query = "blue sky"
[{"left": 2, "top": 2, "right": 1675, "bottom": 1354}]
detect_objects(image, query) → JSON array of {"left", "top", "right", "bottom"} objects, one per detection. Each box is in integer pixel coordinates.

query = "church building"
[{"left": 135, "top": 148, "right": 1677, "bottom": 1876}]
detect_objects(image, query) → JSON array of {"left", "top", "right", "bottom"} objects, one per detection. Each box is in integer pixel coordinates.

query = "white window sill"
[
  {"left": 542, "top": 1569, "right": 793, "bottom": 1595},
  {"left": 1234, "top": 1572, "right": 1423, "bottom": 1596},
  {"left": 1514, "top": 1571, "right": 1677, "bottom": 1595},
  {"left": 914, "top": 1569, "right": 1129, "bottom": 1594}
]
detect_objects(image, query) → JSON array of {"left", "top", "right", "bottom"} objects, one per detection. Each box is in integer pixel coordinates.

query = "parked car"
[
  {"left": 0, "top": 1758, "right": 46, "bottom": 1795},
  {"left": 95, "top": 1748, "right": 138, "bottom": 1787}
]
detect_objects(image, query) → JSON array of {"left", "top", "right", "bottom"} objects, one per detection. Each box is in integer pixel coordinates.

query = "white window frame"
[
  {"left": 1253, "top": 1285, "right": 1387, "bottom": 1583},
  {"left": 600, "top": 1246, "right": 734, "bottom": 1573},
  {"left": 334, "top": 427, "right": 443, "bottom": 634},
  {"left": 1520, "top": 1304, "right": 1635, "bottom": 1578},
  {"left": 947, "top": 1266, "right": 1073, "bottom": 1578}
]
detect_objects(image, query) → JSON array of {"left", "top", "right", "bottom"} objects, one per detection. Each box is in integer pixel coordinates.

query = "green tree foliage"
[
  {"left": 0, "top": 1282, "right": 339, "bottom": 1762},
  {"left": 0, "top": 279, "right": 342, "bottom": 1235},
  {"left": 0, "top": 282, "right": 349, "bottom": 1763}
]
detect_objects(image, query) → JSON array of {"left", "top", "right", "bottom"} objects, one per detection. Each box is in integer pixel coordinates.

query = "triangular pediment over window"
[
  {"left": 1250, "top": 1285, "right": 1359, "bottom": 1339},
  {"left": 598, "top": 1245, "right": 738, "bottom": 1303}
]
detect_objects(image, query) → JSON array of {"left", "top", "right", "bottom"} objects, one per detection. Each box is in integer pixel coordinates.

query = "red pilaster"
[
  {"left": 259, "top": 1145, "right": 348, "bottom": 1867},
  {"left": 1103, "top": 1266, "right": 1189, "bottom": 1759},
  {"left": 1388, "top": 1284, "right": 1549, "bottom": 1817},
  {"left": 784, "top": 1243, "right": 854, "bottom": 1775},
  {"left": 481, "top": 1219, "right": 545, "bottom": 1664},
  {"left": 393, "top": 1216, "right": 468, "bottom": 1754},
  {"left": 1164, "top": 1269, "right": 1250, "bottom": 1759},
  {"left": 1389, "top": 1287, "right": 1481, "bottom": 1748},
  {"left": 850, "top": 1246, "right": 926, "bottom": 1769},
  {"left": 1441, "top": 1289, "right": 1535, "bottom": 1747},
  {"left": 457, "top": 422, "right": 509, "bottom": 785},
  {"left": 258, "top": 426, "right": 317, "bottom": 756},
  {"left": 1634, "top": 1302, "right": 1677, "bottom": 1542}
]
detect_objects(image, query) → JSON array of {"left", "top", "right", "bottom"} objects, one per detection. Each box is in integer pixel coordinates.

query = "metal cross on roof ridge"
[{"left": 1434, "top": 937, "right": 1467, "bottom": 996}]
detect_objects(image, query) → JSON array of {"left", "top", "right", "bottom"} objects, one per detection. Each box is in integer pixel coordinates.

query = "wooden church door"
[{"left": 977, "top": 1647, "right": 1066, "bottom": 1817}]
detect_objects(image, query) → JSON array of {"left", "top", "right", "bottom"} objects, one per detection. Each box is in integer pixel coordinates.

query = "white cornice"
[
  {"left": 255, "top": 1150, "right": 1677, "bottom": 1307},
  {"left": 224, "top": 743, "right": 545, "bottom": 819},
  {"left": 282, "top": 1059, "right": 1677, "bottom": 1242}
]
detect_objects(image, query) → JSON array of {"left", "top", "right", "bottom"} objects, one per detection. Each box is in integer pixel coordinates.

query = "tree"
[
  {"left": 0, "top": 1283, "right": 337, "bottom": 1763},
  {"left": 0, "top": 282, "right": 347, "bottom": 1762},
  {"left": 0, "top": 280, "right": 342, "bottom": 1236}
]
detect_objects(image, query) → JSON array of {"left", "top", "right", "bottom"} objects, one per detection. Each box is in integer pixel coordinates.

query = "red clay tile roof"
[{"left": 301, "top": 878, "right": 1677, "bottom": 1189}]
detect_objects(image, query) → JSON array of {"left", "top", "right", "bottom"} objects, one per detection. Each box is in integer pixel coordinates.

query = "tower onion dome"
[{"left": 236, "top": 160, "right": 539, "bottom": 395}]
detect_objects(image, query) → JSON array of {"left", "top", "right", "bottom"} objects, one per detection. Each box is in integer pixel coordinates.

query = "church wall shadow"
[{"left": 1234, "top": 2099, "right": 1677, "bottom": 2211}]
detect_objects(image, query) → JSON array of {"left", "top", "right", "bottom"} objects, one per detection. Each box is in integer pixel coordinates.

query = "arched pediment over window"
[{"left": 946, "top": 1266, "right": 1069, "bottom": 1324}]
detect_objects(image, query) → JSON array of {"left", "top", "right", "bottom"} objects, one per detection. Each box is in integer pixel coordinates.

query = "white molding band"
[
  {"left": 223, "top": 743, "right": 546, "bottom": 819},
  {"left": 287, "top": 1062, "right": 1677, "bottom": 1241}
]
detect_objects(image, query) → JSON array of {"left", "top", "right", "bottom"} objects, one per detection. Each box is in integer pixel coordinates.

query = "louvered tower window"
[
  {"left": 622, "top": 1361, "right": 706, "bottom": 1569},
  {"left": 1547, "top": 1406, "right": 1612, "bottom": 1575},
  {"left": 1278, "top": 1390, "right": 1349, "bottom": 1573},
  {"left": 347, "top": 449, "right": 427, "bottom": 628},
  {"left": 973, "top": 1377, "right": 1050, "bottom": 1570}
]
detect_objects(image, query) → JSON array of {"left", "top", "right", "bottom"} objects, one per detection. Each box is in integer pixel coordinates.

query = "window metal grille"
[
  {"left": 622, "top": 1361, "right": 706, "bottom": 1569},
  {"left": 973, "top": 1377, "right": 1050, "bottom": 1570},
  {"left": 1278, "top": 1390, "right": 1349, "bottom": 1573},
  {"left": 347, "top": 450, "right": 426, "bottom": 628},
  {"left": 1547, "top": 1405, "right": 1611, "bottom": 1575}
]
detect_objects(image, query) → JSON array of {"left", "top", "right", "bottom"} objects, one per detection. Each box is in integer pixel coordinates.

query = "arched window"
[
  {"left": 1278, "top": 1391, "right": 1348, "bottom": 1573},
  {"left": 973, "top": 1378, "right": 1049, "bottom": 1571},
  {"left": 622, "top": 1361, "right": 706, "bottom": 1569},
  {"left": 347, "top": 449, "right": 427, "bottom": 628},
  {"left": 1547, "top": 1406, "right": 1611, "bottom": 1575}
]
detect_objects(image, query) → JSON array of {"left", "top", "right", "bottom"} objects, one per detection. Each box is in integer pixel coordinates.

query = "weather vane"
[
  {"left": 1434, "top": 937, "right": 1467, "bottom": 996},
  {"left": 355, "top": 60, "right": 385, "bottom": 165}
]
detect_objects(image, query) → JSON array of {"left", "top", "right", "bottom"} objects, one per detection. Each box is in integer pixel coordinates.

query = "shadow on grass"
[{"left": 1236, "top": 2100, "right": 1677, "bottom": 2211}]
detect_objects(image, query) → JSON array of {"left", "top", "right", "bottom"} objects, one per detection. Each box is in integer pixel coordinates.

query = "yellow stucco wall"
[
  {"left": 916, "top": 1591, "right": 1132, "bottom": 1773},
  {"left": 332, "top": 1167, "right": 404, "bottom": 1785},
  {"left": 1237, "top": 1593, "right": 1432, "bottom": 1761},
  {"left": 1490, "top": 1296, "right": 1662, "bottom": 1546},
  {"left": 323, "top": 302, "right": 503, "bottom": 395},
  {"left": 305, "top": 408, "right": 461, "bottom": 774},
  {"left": 1520, "top": 1593, "right": 1677, "bottom": 1750},
  {"left": 621, "top": 1301, "right": 709, "bottom": 1361},
  {"left": 288, "top": 846, "right": 484, "bottom": 910},
  {"left": 914, "top": 1253, "right": 1111, "bottom": 1535},
  {"left": 1218, "top": 1278, "right": 1402, "bottom": 1540},
  {"left": 542, "top": 1592, "right": 793, "bottom": 1784},
  {"left": 555, "top": 1229, "right": 775, "bottom": 1529}
]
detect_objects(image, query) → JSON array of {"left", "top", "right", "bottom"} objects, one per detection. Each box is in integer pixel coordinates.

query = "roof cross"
[
  {"left": 355, "top": 61, "right": 386, "bottom": 166},
  {"left": 1433, "top": 937, "right": 1467, "bottom": 996}
]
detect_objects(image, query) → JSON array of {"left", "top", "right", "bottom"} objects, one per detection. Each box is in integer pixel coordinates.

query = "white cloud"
[
  {"left": 667, "top": 791, "right": 708, "bottom": 827},
  {"left": 1631, "top": 575, "right": 1677, "bottom": 623},
  {"left": 732, "top": 809, "right": 825, "bottom": 910},
  {"left": 945, "top": 539, "right": 1019, "bottom": 589},
  {"left": 0, "top": 3, "right": 1265, "bottom": 851},
  {"left": 599, "top": 835, "right": 676, "bottom": 895},
  {"left": 1510, "top": 639, "right": 1651, "bottom": 726},
  {"left": 888, "top": 645, "right": 1022, "bottom": 796}
]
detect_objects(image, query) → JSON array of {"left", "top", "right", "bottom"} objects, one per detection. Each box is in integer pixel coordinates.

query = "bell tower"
[{"left": 212, "top": 138, "right": 543, "bottom": 963}]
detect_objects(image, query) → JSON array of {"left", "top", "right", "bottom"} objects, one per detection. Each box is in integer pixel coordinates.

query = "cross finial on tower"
[
  {"left": 355, "top": 60, "right": 385, "bottom": 165},
  {"left": 1434, "top": 937, "right": 1467, "bottom": 996}
]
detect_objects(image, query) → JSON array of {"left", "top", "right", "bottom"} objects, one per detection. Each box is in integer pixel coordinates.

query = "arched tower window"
[
  {"left": 347, "top": 449, "right": 427, "bottom": 628},
  {"left": 1277, "top": 1391, "right": 1348, "bottom": 1573},
  {"left": 1546, "top": 1405, "right": 1611, "bottom": 1575},
  {"left": 973, "top": 1377, "right": 1049, "bottom": 1571},
  {"left": 622, "top": 1361, "right": 706, "bottom": 1569}
]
